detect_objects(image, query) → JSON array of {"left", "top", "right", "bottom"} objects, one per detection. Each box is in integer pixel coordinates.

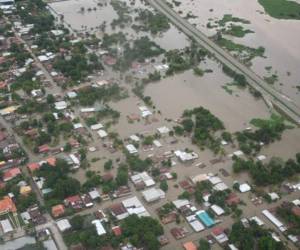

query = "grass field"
[{"left": 258, "top": 0, "right": 300, "bottom": 20}]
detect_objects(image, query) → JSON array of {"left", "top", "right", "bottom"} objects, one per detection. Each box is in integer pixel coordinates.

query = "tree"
[
  {"left": 104, "top": 160, "right": 113, "bottom": 170},
  {"left": 70, "top": 215, "right": 84, "bottom": 230},
  {"left": 198, "top": 239, "right": 210, "bottom": 250},
  {"left": 160, "top": 180, "right": 168, "bottom": 192},
  {"left": 116, "top": 164, "right": 128, "bottom": 186},
  {"left": 46, "top": 94, "right": 55, "bottom": 104},
  {"left": 52, "top": 178, "right": 80, "bottom": 200},
  {"left": 182, "top": 118, "right": 194, "bottom": 133},
  {"left": 121, "top": 215, "right": 163, "bottom": 250}
]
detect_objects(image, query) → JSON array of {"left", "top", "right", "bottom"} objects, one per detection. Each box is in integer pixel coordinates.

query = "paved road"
[{"left": 146, "top": 0, "right": 300, "bottom": 125}]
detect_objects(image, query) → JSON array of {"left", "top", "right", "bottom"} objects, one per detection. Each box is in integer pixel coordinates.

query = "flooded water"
[
  {"left": 49, "top": 0, "right": 118, "bottom": 32},
  {"left": 166, "top": 0, "right": 300, "bottom": 107},
  {"left": 145, "top": 62, "right": 271, "bottom": 133},
  {"left": 49, "top": 0, "right": 189, "bottom": 50}
]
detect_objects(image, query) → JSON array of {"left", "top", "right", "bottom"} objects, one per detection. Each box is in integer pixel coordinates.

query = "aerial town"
[{"left": 0, "top": 0, "right": 300, "bottom": 249}]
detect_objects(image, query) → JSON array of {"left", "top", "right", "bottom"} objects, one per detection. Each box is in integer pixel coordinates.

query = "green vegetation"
[
  {"left": 126, "top": 154, "right": 152, "bottom": 172},
  {"left": 193, "top": 67, "right": 204, "bottom": 76},
  {"left": 218, "top": 14, "right": 250, "bottom": 26},
  {"left": 264, "top": 74, "right": 278, "bottom": 84},
  {"left": 198, "top": 239, "right": 210, "bottom": 250},
  {"left": 222, "top": 65, "right": 248, "bottom": 87},
  {"left": 116, "top": 37, "right": 165, "bottom": 71},
  {"left": 64, "top": 214, "right": 120, "bottom": 249},
  {"left": 258, "top": 0, "right": 300, "bottom": 20},
  {"left": 111, "top": 0, "right": 132, "bottom": 29},
  {"left": 277, "top": 203, "right": 300, "bottom": 234},
  {"left": 16, "top": 0, "right": 54, "bottom": 33},
  {"left": 236, "top": 115, "right": 286, "bottom": 155},
  {"left": 180, "top": 107, "right": 225, "bottom": 153},
  {"left": 35, "top": 159, "right": 81, "bottom": 206},
  {"left": 133, "top": 9, "right": 170, "bottom": 34},
  {"left": 232, "top": 154, "right": 300, "bottom": 186},
  {"left": 217, "top": 37, "right": 265, "bottom": 63},
  {"left": 121, "top": 215, "right": 163, "bottom": 250},
  {"left": 53, "top": 43, "right": 103, "bottom": 81},
  {"left": 224, "top": 24, "right": 254, "bottom": 38},
  {"left": 165, "top": 44, "right": 207, "bottom": 75},
  {"left": 77, "top": 84, "right": 125, "bottom": 106},
  {"left": 229, "top": 221, "right": 285, "bottom": 249}
]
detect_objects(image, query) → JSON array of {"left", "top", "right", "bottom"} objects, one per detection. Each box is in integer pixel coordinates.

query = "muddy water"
[
  {"left": 49, "top": 0, "right": 118, "bottom": 32},
  {"left": 260, "top": 128, "right": 300, "bottom": 160},
  {"left": 167, "top": 0, "right": 300, "bottom": 107},
  {"left": 144, "top": 63, "right": 271, "bottom": 133}
]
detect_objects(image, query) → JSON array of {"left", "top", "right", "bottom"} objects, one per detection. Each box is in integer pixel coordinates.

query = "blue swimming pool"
[{"left": 196, "top": 211, "right": 215, "bottom": 227}]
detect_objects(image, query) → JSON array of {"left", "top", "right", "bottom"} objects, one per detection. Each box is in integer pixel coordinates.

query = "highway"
[{"left": 147, "top": 0, "right": 300, "bottom": 125}]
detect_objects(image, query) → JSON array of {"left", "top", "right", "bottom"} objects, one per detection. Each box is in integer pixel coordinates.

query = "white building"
[
  {"left": 262, "top": 210, "right": 287, "bottom": 232},
  {"left": 54, "top": 101, "right": 67, "bottom": 110},
  {"left": 91, "top": 220, "right": 106, "bottom": 236},
  {"left": 97, "top": 130, "right": 108, "bottom": 138},
  {"left": 210, "top": 204, "right": 225, "bottom": 216},
  {"left": 122, "top": 196, "right": 150, "bottom": 218},
  {"left": 174, "top": 150, "right": 198, "bottom": 162},
  {"left": 131, "top": 172, "right": 155, "bottom": 187},
  {"left": 239, "top": 183, "right": 251, "bottom": 193},
  {"left": 56, "top": 219, "right": 71, "bottom": 232},
  {"left": 90, "top": 123, "right": 103, "bottom": 130},
  {"left": 142, "top": 188, "right": 165, "bottom": 203},
  {"left": 186, "top": 214, "right": 205, "bottom": 232},
  {"left": 0, "top": 219, "right": 13, "bottom": 234},
  {"left": 126, "top": 144, "right": 138, "bottom": 154},
  {"left": 157, "top": 126, "right": 170, "bottom": 134}
]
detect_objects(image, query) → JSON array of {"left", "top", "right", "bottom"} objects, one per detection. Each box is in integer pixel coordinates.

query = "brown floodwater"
[
  {"left": 144, "top": 63, "right": 271, "bottom": 133},
  {"left": 166, "top": 0, "right": 300, "bottom": 108}
]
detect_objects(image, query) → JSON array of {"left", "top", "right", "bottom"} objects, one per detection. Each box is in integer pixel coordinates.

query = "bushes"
[
  {"left": 121, "top": 215, "right": 163, "bottom": 250},
  {"left": 232, "top": 155, "right": 300, "bottom": 186}
]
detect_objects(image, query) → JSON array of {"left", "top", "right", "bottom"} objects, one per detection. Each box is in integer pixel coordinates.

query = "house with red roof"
[
  {"left": 3, "top": 167, "right": 21, "bottom": 182},
  {"left": 52, "top": 204, "right": 65, "bottom": 218},
  {"left": 38, "top": 144, "right": 50, "bottom": 154},
  {"left": 211, "top": 227, "right": 228, "bottom": 245},
  {"left": 46, "top": 157, "right": 56, "bottom": 167},
  {"left": 0, "top": 196, "right": 17, "bottom": 214},
  {"left": 112, "top": 226, "right": 122, "bottom": 236},
  {"left": 27, "top": 162, "right": 40, "bottom": 173},
  {"left": 64, "top": 195, "right": 84, "bottom": 210}
]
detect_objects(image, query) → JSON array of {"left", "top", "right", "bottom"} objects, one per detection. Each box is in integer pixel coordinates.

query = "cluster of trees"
[
  {"left": 276, "top": 203, "right": 300, "bottom": 234},
  {"left": 235, "top": 115, "right": 285, "bottom": 155},
  {"left": 9, "top": 43, "right": 31, "bottom": 66},
  {"left": 101, "top": 32, "right": 127, "bottom": 49},
  {"left": 232, "top": 154, "right": 300, "bottom": 186},
  {"left": 125, "top": 36, "right": 164, "bottom": 62},
  {"left": 178, "top": 107, "right": 225, "bottom": 153},
  {"left": 53, "top": 42, "right": 103, "bottom": 81},
  {"left": 165, "top": 43, "right": 207, "bottom": 75},
  {"left": 229, "top": 221, "right": 285, "bottom": 250},
  {"left": 121, "top": 215, "right": 163, "bottom": 250},
  {"left": 126, "top": 154, "right": 152, "bottom": 172},
  {"left": 133, "top": 9, "right": 170, "bottom": 34},
  {"left": 10, "top": 70, "right": 41, "bottom": 94},
  {"left": 64, "top": 214, "right": 120, "bottom": 249},
  {"left": 77, "top": 84, "right": 124, "bottom": 106},
  {"left": 16, "top": 0, "right": 54, "bottom": 33},
  {"left": 35, "top": 159, "right": 81, "bottom": 205},
  {"left": 0, "top": 175, "right": 38, "bottom": 212},
  {"left": 222, "top": 65, "right": 247, "bottom": 87},
  {"left": 111, "top": 0, "right": 132, "bottom": 29}
]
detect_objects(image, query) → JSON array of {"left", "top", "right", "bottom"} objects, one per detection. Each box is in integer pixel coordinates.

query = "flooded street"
[{"left": 166, "top": 0, "right": 300, "bottom": 107}]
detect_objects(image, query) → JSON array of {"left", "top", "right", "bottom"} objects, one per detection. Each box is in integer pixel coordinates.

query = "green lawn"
[{"left": 258, "top": 0, "right": 300, "bottom": 20}]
